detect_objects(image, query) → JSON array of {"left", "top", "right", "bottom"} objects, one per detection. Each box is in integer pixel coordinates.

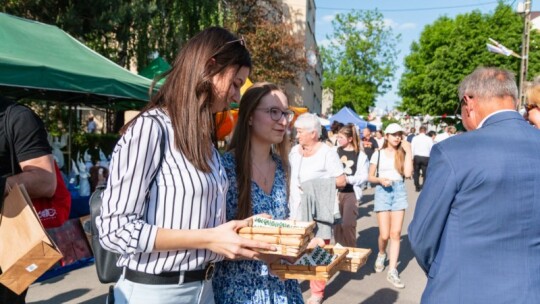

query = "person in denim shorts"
[{"left": 367, "top": 123, "right": 412, "bottom": 289}]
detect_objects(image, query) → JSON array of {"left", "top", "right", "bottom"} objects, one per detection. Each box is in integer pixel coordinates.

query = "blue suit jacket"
[{"left": 408, "top": 111, "right": 540, "bottom": 304}]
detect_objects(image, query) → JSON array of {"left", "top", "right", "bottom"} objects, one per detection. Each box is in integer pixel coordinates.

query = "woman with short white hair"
[{"left": 289, "top": 113, "right": 346, "bottom": 304}]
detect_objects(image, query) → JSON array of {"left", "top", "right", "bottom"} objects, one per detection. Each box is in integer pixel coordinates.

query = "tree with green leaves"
[
  {"left": 223, "top": 0, "right": 307, "bottom": 87},
  {"left": 3, "top": 0, "right": 221, "bottom": 70},
  {"left": 398, "top": 3, "right": 540, "bottom": 116},
  {"left": 321, "top": 9, "right": 400, "bottom": 114}
]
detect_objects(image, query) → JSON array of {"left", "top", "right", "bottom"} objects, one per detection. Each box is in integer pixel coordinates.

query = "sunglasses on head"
[{"left": 224, "top": 36, "right": 246, "bottom": 48}]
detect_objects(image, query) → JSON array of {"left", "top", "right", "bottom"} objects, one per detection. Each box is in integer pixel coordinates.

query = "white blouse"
[
  {"left": 370, "top": 150, "right": 403, "bottom": 181},
  {"left": 97, "top": 108, "right": 227, "bottom": 274},
  {"left": 289, "top": 144, "right": 344, "bottom": 219}
]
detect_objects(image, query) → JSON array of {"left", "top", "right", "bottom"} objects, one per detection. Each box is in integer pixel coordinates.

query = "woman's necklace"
[{"left": 253, "top": 161, "right": 270, "bottom": 186}]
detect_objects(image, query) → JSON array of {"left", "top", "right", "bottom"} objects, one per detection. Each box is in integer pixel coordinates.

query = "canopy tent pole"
[{"left": 68, "top": 105, "right": 72, "bottom": 173}]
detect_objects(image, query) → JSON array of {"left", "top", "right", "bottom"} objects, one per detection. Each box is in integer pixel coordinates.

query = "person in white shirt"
[
  {"left": 411, "top": 126, "right": 433, "bottom": 192},
  {"left": 289, "top": 113, "right": 346, "bottom": 304},
  {"left": 433, "top": 125, "right": 456, "bottom": 143},
  {"left": 374, "top": 130, "right": 385, "bottom": 149}
]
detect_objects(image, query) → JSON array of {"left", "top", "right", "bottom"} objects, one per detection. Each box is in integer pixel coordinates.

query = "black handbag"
[{"left": 90, "top": 115, "right": 166, "bottom": 284}]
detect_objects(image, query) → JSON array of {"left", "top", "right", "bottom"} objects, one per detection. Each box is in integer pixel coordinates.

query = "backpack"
[{"left": 90, "top": 115, "right": 166, "bottom": 284}]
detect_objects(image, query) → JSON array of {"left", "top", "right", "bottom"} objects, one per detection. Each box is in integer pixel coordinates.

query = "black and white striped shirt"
[{"left": 97, "top": 108, "right": 228, "bottom": 274}]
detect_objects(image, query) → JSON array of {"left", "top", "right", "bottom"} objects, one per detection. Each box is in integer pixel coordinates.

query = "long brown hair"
[
  {"left": 227, "top": 82, "right": 291, "bottom": 219},
  {"left": 381, "top": 134, "right": 406, "bottom": 176},
  {"left": 337, "top": 124, "right": 361, "bottom": 153},
  {"left": 122, "top": 27, "right": 251, "bottom": 172}
]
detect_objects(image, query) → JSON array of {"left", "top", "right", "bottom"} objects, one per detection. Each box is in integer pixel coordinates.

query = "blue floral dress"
[{"left": 212, "top": 152, "right": 304, "bottom": 304}]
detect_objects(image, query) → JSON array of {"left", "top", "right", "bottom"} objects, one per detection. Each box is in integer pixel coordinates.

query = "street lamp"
[{"left": 486, "top": 1, "right": 532, "bottom": 110}]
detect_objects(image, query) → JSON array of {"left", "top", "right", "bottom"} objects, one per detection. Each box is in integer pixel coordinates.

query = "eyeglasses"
[
  {"left": 525, "top": 103, "right": 538, "bottom": 112},
  {"left": 256, "top": 107, "right": 295, "bottom": 122},
  {"left": 224, "top": 36, "right": 246, "bottom": 48},
  {"left": 454, "top": 95, "right": 472, "bottom": 120}
]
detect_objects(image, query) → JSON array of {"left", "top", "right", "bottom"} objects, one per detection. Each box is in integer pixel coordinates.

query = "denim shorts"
[{"left": 374, "top": 180, "right": 408, "bottom": 212}]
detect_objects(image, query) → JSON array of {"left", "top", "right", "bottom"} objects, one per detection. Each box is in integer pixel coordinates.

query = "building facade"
[{"left": 282, "top": 0, "right": 323, "bottom": 113}]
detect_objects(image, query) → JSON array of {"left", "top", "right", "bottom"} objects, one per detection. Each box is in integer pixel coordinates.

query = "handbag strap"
[
  {"left": 3, "top": 103, "right": 17, "bottom": 176},
  {"left": 1, "top": 104, "right": 16, "bottom": 219},
  {"left": 145, "top": 114, "right": 166, "bottom": 192},
  {"left": 376, "top": 150, "right": 380, "bottom": 178}
]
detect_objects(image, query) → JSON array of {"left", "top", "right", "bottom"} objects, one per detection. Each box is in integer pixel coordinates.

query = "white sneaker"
[
  {"left": 307, "top": 296, "right": 323, "bottom": 304},
  {"left": 387, "top": 269, "right": 405, "bottom": 288},
  {"left": 374, "top": 253, "right": 386, "bottom": 273}
]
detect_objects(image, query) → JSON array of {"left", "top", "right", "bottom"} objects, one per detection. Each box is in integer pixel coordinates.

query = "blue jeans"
[{"left": 374, "top": 180, "right": 408, "bottom": 212}]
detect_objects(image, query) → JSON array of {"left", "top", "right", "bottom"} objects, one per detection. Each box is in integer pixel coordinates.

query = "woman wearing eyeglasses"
[
  {"left": 211, "top": 82, "right": 303, "bottom": 304},
  {"left": 525, "top": 77, "right": 540, "bottom": 128},
  {"left": 367, "top": 123, "right": 412, "bottom": 289},
  {"left": 97, "top": 27, "right": 274, "bottom": 304}
]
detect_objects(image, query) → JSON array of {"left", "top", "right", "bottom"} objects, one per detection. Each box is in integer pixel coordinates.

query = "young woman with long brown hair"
[
  {"left": 334, "top": 124, "right": 369, "bottom": 247},
  {"left": 368, "top": 123, "right": 412, "bottom": 289},
  {"left": 97, "top": 27, "right": 274, "bottom": 304},
  {"left": 211, "top": 82, "right": 303, "bottom": 303}
]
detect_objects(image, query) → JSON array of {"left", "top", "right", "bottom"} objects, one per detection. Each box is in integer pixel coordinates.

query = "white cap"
[{"left": 384, "top": 123, "right": 404, "bottom": 134}]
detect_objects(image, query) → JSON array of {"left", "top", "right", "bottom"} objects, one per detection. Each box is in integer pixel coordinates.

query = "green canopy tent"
[
  {"left": 0, "top": 13, "right": 155, "bottom": 110},
  {"left": 138, "top": 57, "right": 171, "bottom": 85},
  {"left": 0, "top": 13, "right": 161, "bottom": 171}
]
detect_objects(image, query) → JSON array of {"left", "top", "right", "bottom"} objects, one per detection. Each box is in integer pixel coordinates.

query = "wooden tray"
[
  {"left": 240, "top": 233, "right": 313, "bottom": 257},
  {"left": 269, "top": 247, "right": 349, "bottom": 281},
  {"left": 238, "top": 219, "right": 316, "bottom": 236},
  {"left": 325, "top": 245, "right": 371, "bottom": 272}
]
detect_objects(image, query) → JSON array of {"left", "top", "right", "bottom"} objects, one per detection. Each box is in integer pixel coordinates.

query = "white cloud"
[
  {"left": 399, "top": 22, "right": 417, "bottom": 30},
  {"left": 319, "top": 38, "right": 338, "bottom": 47},
  {"left": 383, "top": 18, "right": 416, "bottom": 31},
  {"left": 384, "top": 18, "right": 399, "bottom": 29},
  {"left": 322, "top": 14, "right": 335, "bottom": 23},
  {"left": 355, "top": 21, "right": 366, "bottom": 31}
]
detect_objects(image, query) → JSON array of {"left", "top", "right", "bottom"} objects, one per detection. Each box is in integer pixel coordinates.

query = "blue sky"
[{"left": 315, "top": 0, "right": 539, "bottom": 111}]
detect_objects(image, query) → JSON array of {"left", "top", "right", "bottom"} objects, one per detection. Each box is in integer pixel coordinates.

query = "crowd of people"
[{"left": 3, "top": 25, "right": 540, "bottom": 304}]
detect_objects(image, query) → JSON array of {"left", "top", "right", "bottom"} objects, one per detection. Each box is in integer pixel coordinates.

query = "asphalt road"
[{"left": 27, "top": 180, "right": 426, "bottom": 304}]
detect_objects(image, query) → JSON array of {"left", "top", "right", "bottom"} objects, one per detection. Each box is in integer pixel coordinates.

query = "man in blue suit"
[{"left": 409, "top": 67, "right": 540, "bottom": 304}]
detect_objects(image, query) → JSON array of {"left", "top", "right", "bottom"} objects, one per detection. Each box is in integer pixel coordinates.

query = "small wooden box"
[
  {"left": 239, "top": 233, "right": 313, "bottom": 257},
  {"left": 238, "top": 219, "right": 316, "bottom": 257},
  {"left": 269, "top": 247, "right": 349, "bottom": 281},
  {"left": 325, "top": 245, "right": 371, "bottom": 272},
  {"left": 238, "top": 219, "right": 316, "bottom": 235}
]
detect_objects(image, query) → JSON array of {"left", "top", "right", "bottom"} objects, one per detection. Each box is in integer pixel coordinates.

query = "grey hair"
[
  {"left": 458, "top": 67, "right": 518, "bottom": 106},
  {"left": 294, "top": 113, "right": 321, "bottom": 137}
]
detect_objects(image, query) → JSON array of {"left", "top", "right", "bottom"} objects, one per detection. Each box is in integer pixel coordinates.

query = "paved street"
[{"left": 27, "top": 180, "right": 426, "bottom": 304}]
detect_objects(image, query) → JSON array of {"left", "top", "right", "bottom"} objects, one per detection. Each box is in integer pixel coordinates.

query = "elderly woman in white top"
[{"left": 289, "top": 113, "right": 345, "bottom": 304}]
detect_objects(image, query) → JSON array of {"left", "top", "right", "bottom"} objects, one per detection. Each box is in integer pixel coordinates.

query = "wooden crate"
[
  {"left": 238, "top": 218, "right": 316, "bottom": 257},
  {"left": 269, "top": 247, "right": 349, "bottom": 281},
  {"left": 239, "top": 233, "right": 313, "bottom": 257},
  {"left": 238, "top": 219, "right": 316, "bottom": 236},
  {"left": 325, "top": 245, "right": 371, "bottom": 272}
]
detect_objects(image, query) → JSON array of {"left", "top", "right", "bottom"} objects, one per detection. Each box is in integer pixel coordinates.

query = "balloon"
[{"left": 215, "top": 109, "right": 239, "bottom": 140}]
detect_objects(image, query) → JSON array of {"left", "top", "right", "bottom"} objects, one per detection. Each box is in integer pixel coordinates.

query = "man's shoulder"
[{"left": 5, "top": 102, "right": 36, "bottom": 118}]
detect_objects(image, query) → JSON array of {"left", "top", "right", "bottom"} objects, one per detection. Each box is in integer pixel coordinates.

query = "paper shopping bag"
[{"left": 0, "top": 184, "right": 63, "bottom": 295}]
